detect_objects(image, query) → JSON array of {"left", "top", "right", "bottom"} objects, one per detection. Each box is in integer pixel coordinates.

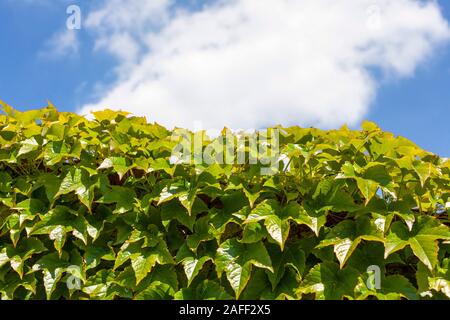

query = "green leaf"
[
  {"left": 292, "top": 204, "right": 327, "bottom": 237},
  {"left": 297, "top": 262, "right": 359, "bottom": 300},
  {"left": 363, "top": 164, "right": 391, "bottom": 186},
  {"left": 362, "top": 121, "right": 380, "bottom": 133},
  {"left": 245, "top": 200, "right": 290, "bottom": 250},
  {"left": 158, "top": 183, "right": 188, "bottom": 205},
  {"left": 115, "top": 240, "right": 174, "bottom": 285},
  {"left": 264, "top": 215, "right": 290, "bottom": 251},
  {"left": 186, "top": 216, "right": 215, "bottom": 251},
  {"left": 0, "top": 249, "right": 9, "bottom": 268},
  {"left": 28, "top": 206, "right": 73, "bottom": 236},
  {"left": 98, "top": 157, "right": 131, "bottom": 180},
  {"left": 317, "top": 217, "right": 384, "bottom": 268},
  {"left": 356, "top": 178, "right": 379, "bottom": 204},
  {"left": 413, "top": 162, "right": 436, "bottom": 187},
  {"left": 179, "top": 187, "right": 198, "bottom": 215},
  {"left": 57, "top": 168, "right": 87, "bottom": 199},
  {"left": 131, "top": 252, "right": 158, "bottom": 285},
  {"left": 385, "top": 216, "right": 450, "bottom": 270},
  {"left": 243, "top": 187, "right": 260, "bottom": 208},
  {"left": 36, "top": 174, "right": 61, "bottom": 203},
  {"left": 241, "top": 222, "right": 267, "bottom": 243},
  {"left": 379, "top": 275, "right": 418, "bottom": 300},
  {"left": 17, "top": 137, "right": 40, "bottom": 157},
  {"left": 82, "top": 269, "right": 115, "bottom": 299},
  {"left": 266, "top": 243, "right": 305, "bottom": 290},
  {"left": 92, "top": 109, "right": 130, "bottom": 122},
  {"left": 134, "top": 282, "right": 173, "bottom": 300},
  {"left": 174, "top": 281, "right": 233, "bottom": 300},
  {"left": 3, "top": 238, "right": 47, "bottom": 278},
  {"left": 176, "top": 244, "right": 212, "bottom": 287},
  {"left": 85, "top": 246, "right": 116, "bottom": 270},
  {"left": 49, "top": 225, "right": 66, "bottom": 257},
  {"left": 261, "top": 268, "right": 300, "bottom": 300},
  {"left": 56, "top": 168, "right": 94, "bottom": 210},
  {"left": 0, "top": 171, "right": 12, "bottom": 193},
  {"left": 215, "top": 239, "right": 273, "bottom": 298},
  {"left": 356, "top": 274, "right": 418, "bottom": 300},
  {"left": 32, "top": 252, "right": 69, "bottom": 300},
  {"left": 99, "top": 186, "right": 136, "bottom": 214},
  {"left": 43, "top": 141, "right": 70, "bottom": 165},
  {"left": 429, "top": 277, "right": 450, "bottom": 299},
  {"left": 158, "top": 182, "right": 198, "bottom": 215}
]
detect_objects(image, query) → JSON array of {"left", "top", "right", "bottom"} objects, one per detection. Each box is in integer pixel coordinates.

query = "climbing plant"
[{"left": 0, "top": 100, "right": 449, "bottom": 300}]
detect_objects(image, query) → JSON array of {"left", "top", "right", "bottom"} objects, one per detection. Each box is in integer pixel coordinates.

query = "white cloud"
[
  {"left": 82, "top": 0, "right": 173, "bottom": 76},
  {"left": 86, "top": 0, "right": 171, "bottom": 32},
  {"left": 79, "top": 0, "right": 450, "bottom": 130},
  {"left": 40, "top": 29, "right": 79, "bottom": 58}
]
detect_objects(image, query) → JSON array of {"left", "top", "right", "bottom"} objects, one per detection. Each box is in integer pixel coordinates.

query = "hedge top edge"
[{"left": 0, "top": 100, "right": 449, "bottom": 300}]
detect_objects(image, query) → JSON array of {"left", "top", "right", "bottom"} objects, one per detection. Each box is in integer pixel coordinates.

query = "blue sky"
[{"left": 0, "top": 0, "right": 449, "bottom": 156}]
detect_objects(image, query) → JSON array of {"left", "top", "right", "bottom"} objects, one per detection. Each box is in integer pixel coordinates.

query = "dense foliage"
[{"left": 0, "top": 101, "right": 449, "bottom": 300}]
